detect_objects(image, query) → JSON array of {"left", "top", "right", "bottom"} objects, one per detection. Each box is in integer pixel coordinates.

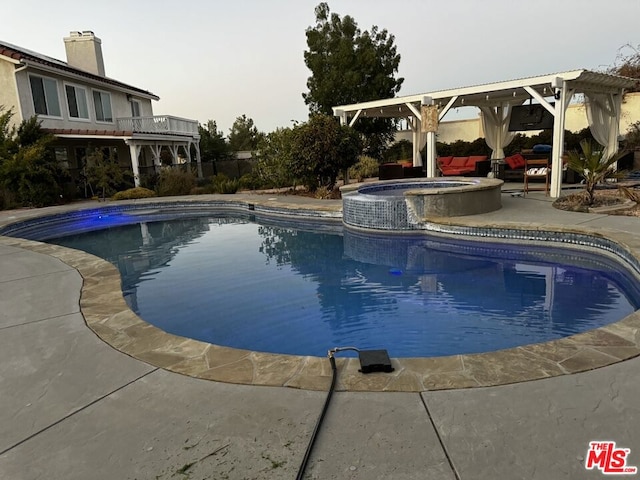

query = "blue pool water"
[{"left": 44, "top": 214, "right": 640, "bottom": 358}]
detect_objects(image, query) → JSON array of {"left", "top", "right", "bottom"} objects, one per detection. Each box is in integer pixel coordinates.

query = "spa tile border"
[{"left": 1, "top": 196, "right": 639, "bottom": 392}]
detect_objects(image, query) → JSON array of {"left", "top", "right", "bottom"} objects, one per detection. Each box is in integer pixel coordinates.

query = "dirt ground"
[{"left": 553, "top": 186, "right": 640, "bottom": 216}]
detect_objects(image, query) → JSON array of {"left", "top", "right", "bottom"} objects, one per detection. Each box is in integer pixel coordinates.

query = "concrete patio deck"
[{"left": 1, "top": 189, "right": 639, "bottom": 479}]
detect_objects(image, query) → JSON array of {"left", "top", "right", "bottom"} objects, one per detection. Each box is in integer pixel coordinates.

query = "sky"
[{"left": 2, "top": 0, "right": 639, "bottom": 135}]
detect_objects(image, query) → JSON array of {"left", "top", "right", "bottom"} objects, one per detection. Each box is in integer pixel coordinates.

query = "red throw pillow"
[
  {"left": 513, "top": 154, "right": 526, "bottom": 169},
  {"left": 505, "top": 155, "right": 519, "bottom": 169},
  {"left": 450, "top": 157, "right": 469, "bottom": 167}
]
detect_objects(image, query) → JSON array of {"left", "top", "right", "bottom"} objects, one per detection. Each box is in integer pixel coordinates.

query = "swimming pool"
[{"left": 38, "top": 213, "right": 640, "bottom": 358}]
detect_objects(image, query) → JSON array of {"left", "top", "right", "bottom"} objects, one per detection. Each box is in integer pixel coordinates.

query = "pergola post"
[
  {"left": 149, "top": 144, "right": 162, "bottom": 173},
  {"left": 425, "top": 132, "right": 436, "bottom": 177},
  {"left": 404, "top": 103, "right": 423, "bottom": 168},
  {"left": 126, "top": 141, "right": 142, "bottom": 187},
  {"left": 422, "top": 96, "right": 437, "bottom": 177},
  {"left": 550, "top": 78, "right": 573, "bottom": 198},
  {"left": 408, "top": 116, "right": 423, "bottom": 168}
]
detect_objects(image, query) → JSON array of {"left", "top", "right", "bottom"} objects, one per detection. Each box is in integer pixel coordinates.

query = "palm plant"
[{"left": 566, "top": 139, "right": 622, "bottom": 206}]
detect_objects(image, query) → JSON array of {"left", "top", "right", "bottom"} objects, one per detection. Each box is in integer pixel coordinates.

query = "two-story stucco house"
[{"left": 0, "top": 31, "right": 201, "bottom": 188}]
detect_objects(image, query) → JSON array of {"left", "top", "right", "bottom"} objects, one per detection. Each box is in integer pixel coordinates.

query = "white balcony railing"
[{"left": 116, "top": 116, "right": 199, "bottom": 137}]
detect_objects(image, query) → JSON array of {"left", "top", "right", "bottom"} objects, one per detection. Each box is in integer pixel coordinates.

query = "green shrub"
[
  {"left": 139, "top": 172, "right": 160, "bottom": 191},
  {"left": 384, "top": 140, "right": 413, "bottom": 163},
  {"left": 1, "top": 111, "right": 68, "bottom": 207},
  {"left": 195, "top": 176, "right": 211, "bottom": 188},
  {"left": 238, "top": 173, "right": 265, "bottom": 191},
  {"left": 0, "top": 187, "right": 18, "bottom": 210},
  {"left": 253, "top": 128, "right": 296, "bottom": 189},
  {"left": 314, "top": 186, "right": 340, "bottom": 199},
  {"left": 567, "top": 139, "right": 623, "bottom": 205},
  {"left": 112, "top": 187, "right": 156, "bottom": 200},
  {"left": 86, "top": 148, "right": 124, "bottom": 200},
  {"left": 435, "top": 138, "right": 492, "bottom": 157},
  {"left": 348, "top": 156, "right": 380, "bottom": 182},
  {"left": 211, "top": 174, "right": 239, "bottom": 194},
  {"left": 156, "top": 168, "right": 195, "bottom": 196}
]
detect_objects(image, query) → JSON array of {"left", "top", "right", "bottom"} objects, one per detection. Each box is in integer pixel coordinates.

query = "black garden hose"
[{"left": 295, "top": 347, "right": 360, "bottom": 480}]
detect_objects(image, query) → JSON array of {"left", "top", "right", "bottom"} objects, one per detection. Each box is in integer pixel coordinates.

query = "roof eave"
[{"left": 19, "top": 59, "right": 160, "bottom": 101}]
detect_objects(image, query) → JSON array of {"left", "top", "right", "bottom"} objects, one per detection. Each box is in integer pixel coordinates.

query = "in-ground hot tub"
[{"left": 340, "top": 177, "right": 503, "bottom": 230}]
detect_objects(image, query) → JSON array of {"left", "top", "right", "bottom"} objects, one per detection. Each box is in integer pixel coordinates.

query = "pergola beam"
[
  {"left": 349, "top": 109, "right": 362, "bottom": 127},
  {"left": 405, "top": 102, "right": 421, "bottom": 119},
  {"left": 438, "top": 96, "right": 459, "bottom": 120},
  {"left": 523, "top": 86, "right": 555, "bottom": 115}
]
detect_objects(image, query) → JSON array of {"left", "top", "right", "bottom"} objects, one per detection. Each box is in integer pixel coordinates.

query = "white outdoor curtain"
[
  {"left": 585, "top": 92, "right": 622, "bottom": 160},
  {"left": 480, "top": 103, "right": 516, "bottom": 159}
]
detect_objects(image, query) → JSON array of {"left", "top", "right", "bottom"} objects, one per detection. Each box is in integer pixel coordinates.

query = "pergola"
[{"left": 333, "top": 70, "right": 636, "bottom": 197}]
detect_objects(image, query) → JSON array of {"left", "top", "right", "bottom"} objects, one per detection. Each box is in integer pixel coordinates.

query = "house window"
[
  {"left": 65, "top": 84, "right": 89, "bottom": 120},
  {"left": 29, "top": 75, "right": 61, "bottom": 117},
  {"left": 130, "top": 99, "right": 141, "bottom": 117},
  {"left": 92, "top": 90, "right": 113, "bottom": 122}
]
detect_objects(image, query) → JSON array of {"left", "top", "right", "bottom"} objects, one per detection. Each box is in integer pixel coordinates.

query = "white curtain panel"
[
  {"left": 480, "top": 104, "right": 516, "bottom": 159},
  {"left": 585, "top": 92, "right": 622, "bottom": 160}
]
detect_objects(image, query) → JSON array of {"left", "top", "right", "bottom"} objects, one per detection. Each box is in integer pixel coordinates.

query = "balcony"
[{"left": 116, "top": 116, "right": 199, "bottom": 137}]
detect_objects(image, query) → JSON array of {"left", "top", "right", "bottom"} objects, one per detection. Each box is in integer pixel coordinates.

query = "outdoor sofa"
[{"left": 437, "top": 155, "right": 490, "bottom": 176}]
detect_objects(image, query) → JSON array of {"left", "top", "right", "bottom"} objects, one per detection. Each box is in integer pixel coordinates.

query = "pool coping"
[{"left": 1, "top": 195, "right": 640, "bottom": 393}]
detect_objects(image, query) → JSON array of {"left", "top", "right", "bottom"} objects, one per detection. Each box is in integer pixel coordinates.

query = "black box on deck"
[{"left": 358, "top": 349, "right": 394, "bottom": 374}]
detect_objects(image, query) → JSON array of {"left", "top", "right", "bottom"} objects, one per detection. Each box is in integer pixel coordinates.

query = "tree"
[
  {"left": 0, "top": 110, "right": 67, "bottom": 208},
  {"left": 303, "top": 2, "right": 403, "bottom": 159},
  {"left": 608, "top": 43, "right": 640, "bottom": 92},
  {"left": 228, "top": 115, "right": 263, "bottom": 152},
  {"left": 253, "top": 127, "right": 297, "bottom": 188},
  {"left": 198, "top": 120, "right": 231, "bottom": 166},
  {"left": 290, "top": 114, "right": 362, "bottom": 191},
  {"left": 0, "top": 106, "right": 17, "bottom": 160},
  {"left": 86, "top": 148, "right": 125, "bottom": 200}
]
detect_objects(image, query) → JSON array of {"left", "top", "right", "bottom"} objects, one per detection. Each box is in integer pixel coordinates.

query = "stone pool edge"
[{"left": 1, "top": 196, "right": 639, "bottom": 393}]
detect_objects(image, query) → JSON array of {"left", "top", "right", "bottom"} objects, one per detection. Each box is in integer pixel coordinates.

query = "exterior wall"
[
  {"left": 565, "top": 93, "right": 640, "bottom": 134},
  {"left": 13, "top": 66, "right": 154, "bottom": 130},
  {"left": 0, "top": 59, "right": 22, "bottom": 128},
  {"left": 395, "top": 117, "right": 483, "bottom": 149},
  {"left": 438, "top": 117, "right": 484, "bottom": 143}
]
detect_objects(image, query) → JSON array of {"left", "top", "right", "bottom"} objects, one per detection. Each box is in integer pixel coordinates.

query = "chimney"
[{"left": 63, "top": 31, "right": 105, "bottom": 76}]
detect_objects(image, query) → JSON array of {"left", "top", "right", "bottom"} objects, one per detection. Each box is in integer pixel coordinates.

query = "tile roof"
[{"left": 0, "top": 40, "right": 159, "bottom": 100}]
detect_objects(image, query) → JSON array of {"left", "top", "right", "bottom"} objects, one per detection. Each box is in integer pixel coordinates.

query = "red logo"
[{"left": 585, "top": 441, "right": 637, "bottom": 475}]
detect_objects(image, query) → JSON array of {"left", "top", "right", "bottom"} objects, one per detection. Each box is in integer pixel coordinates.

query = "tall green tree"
[
  {"left": 198, "top": 120, "right": 230, "bottom": 174},
  {"left": 228, "top": 115, "right": 263, "bottom": 152},
  {"left": 303, "top": 2, "right": 403, "bottom": 159},
  {"left": 290, "top": 114, "right": 362, "bottom": 191}
]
